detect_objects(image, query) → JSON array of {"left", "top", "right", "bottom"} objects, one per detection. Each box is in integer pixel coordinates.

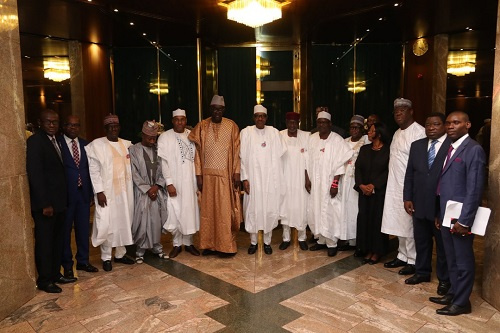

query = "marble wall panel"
[{"left": 0, "top": 0, "right": 37, "bottom": 321}]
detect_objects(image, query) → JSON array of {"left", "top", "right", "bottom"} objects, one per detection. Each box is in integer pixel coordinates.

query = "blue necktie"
[{"left": 428, "top": 139, "right": 438, "bottom": 168}]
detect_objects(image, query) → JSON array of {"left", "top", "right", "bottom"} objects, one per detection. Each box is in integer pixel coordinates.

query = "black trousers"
[
  {"left": 413, "top": 217, "right": 449, "bottom": 282},
  {"left": 33, "top": 210, "right": 65, "bottom": 288}
]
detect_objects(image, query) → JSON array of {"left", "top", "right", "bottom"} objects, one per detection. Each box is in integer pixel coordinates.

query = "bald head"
[{"left": 448, "top": 111, "right": 469, "bottom": 122}]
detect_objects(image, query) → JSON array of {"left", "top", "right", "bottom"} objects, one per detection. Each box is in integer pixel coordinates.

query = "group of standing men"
[{"left": 26, "top": 95, "right": 486, "bottom": 317}]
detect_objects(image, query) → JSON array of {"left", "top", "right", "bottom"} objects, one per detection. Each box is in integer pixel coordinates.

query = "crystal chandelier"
[
  {"left": 447, "top": 51, "right": 476, "bottom": 77},
  {"left": 221, "top": 0, "right": 290, "bottom": 28},
  {"left": 43, "top": 57, "right": 71, "bottom": 82}
]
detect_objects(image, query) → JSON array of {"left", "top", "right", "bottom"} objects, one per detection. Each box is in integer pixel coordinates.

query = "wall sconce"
[
  {"left": 447, "top": 51, "right": 476, "bottom": 76},
  {"left": 256, "top": 55, "right": 271, "bottom": 79},
  {"left": 149, "top": 81, "right": 169, "bottom": 95}
]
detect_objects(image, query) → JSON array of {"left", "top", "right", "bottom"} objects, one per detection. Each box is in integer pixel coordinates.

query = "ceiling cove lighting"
[
  {"left": 219, "top": 0, "right": 290, "bottom": 28},
  {"left": 43, "top": 57, "right": 71, "bottom": 82}
]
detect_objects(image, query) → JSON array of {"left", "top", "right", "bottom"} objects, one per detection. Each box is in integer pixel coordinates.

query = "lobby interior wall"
[
  {"left": 312, "top": 44, "right": 402, "bottom": 133},
  {"left": 113, "top": 46, "right": 197, "bottom": 141}
]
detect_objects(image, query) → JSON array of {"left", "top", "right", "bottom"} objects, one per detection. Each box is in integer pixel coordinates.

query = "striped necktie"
[{"left": 428, "top": 139, "right": 438, "bottom": 168}]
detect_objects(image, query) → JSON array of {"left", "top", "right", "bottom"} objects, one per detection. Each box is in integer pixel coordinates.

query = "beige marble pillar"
[
  {"left": 482, "top": 1, "right": 500, "bottom": 311},
  {"left": 0, "top": 0, "right": 37, "bottom": 320},
  {"left": 69, "top": 41, "right": 87, "bottom": 139},
  {"left": 432, "top": 34, "right": 448, "bottom": 114}
]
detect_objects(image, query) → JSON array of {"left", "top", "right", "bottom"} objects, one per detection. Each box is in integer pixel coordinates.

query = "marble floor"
[{"left": 1, "top": 228, "right": 499, "bottom": 333}]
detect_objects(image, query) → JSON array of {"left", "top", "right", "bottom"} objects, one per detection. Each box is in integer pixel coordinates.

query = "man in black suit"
[
  {"left": 403, "top": 113, "right": 451, "bottom": 295},
  {"left": 58, "top": 115, "right": 98, "bottom": 278},
  {"left": 429, "top": 111, "right": 486, "bottom": 316},
  {"left": 27, "top": 110, "right": 73, "bottom": 293}
]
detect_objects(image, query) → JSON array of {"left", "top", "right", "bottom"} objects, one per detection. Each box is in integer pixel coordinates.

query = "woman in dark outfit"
[{"left": 354, "top": 122, "right": 391, "bottom": 264}]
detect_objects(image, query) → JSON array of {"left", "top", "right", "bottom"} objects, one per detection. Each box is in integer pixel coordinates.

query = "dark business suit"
[
  {"left": 27, "top": 131, "right": 67, "bottom": 288},
  {"left": 438, "top": 136, "right": 485, "bottom": 307},
  {"left": 58, "top": 135, "right": 93, "bottom": 270},
  {"left": 404, "top": 136, "right": 451, "bottom": 281}
]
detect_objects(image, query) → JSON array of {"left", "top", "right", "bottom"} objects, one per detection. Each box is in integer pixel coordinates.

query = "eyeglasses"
[{"left": 65, "top": 123, "right": 81, "bottom": 128}]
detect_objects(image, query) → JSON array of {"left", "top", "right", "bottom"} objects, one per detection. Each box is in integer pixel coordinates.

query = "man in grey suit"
[
  {"left": 429, "top": 111, "right": 486, "bottom": 316},
  {"left": 403, "top": 113, "right": 450, "bottom": 295}
]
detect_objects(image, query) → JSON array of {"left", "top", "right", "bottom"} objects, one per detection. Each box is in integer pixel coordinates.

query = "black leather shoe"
[
  {"left": 39, "top": 283, "right": 62, "bottom": 293},
  {"left": 218, "top": 252, "right": 236, "bottom": 258},
  {"left": 437, "top": 281, "right": 451, "bottom": 296},
  {"left": 384, "top": 258, "right": 407, "bottom": 268},
  {"left": 264, "top": 244, "right": 273, "bottom": 255},
  {"left": 429, "top": 294, "right": 454, "bottom": 305},
  {"left": 76, "top": 263, "right": 99, "bottom": 273},
  {"left": 185, "top": 245, "right": 200, "bottom": 256},
  {"left": 362, "top": 258, "right": 371, "bottom": 264},
  {"left": 299, "top": 241, "right": 308, "bottom": 251},
  {"left": 56, "top": 275, "right": 77, "bottom": 284},
  {"left": 309, "top": 243, "right": 327, "bottom": 251},
  {"left": 327, "top": 247, "right": 338, "bottom": 257},
  {"left": 436, "top": 303, "right": 471, "bottom": 316},
  {"left": 114, "top": 256, "right": 134, "bottom": 265},
  {"left": 279, "top": 241, "right": 290, "bottom": 250},
  {"left": 248, "top": 244, "right": 258, "bottom": 254},
  {"left": 405, "top": 274, "right": 431, "bottom": 285},
  {"left": 368, "top": 258, "right": 379, "bottom": 265},
  {"left": 338, "top": 243, "right": 356, "bottom": 251},
  {"left": 398, "top": 264, "right": 416, "bottom": 275},
  {"left": 353, "top": 249, "right": 365, "bottom": 257},
  {"left": 103, "top": 260, "right": 112, "bottom": 271},
  {"left": 202, "top": 249, "right": 217, "bottom": 256},
  {"left": 169, "top": 246, "right": 182, "bottom": 258},
  {"left": 64, "top": 269, "right": 75, "bottom": 279}
]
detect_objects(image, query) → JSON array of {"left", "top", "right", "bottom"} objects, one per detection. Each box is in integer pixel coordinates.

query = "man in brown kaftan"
[{"left": 188, "top": 95, "right": 241, "bottom": 257}]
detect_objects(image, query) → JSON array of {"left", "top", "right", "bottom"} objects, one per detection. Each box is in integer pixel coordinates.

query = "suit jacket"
[
  {"left": 26, "top": 131, "right": 67, "bottom": 212},
  {"left": 438, "top": 136, "right": 486, "bottom": 227},
  {"left": 403, "top": 136, "right": 452, "bottom": 220},
  {"left": 58, "top": 135, "right": 93, "bottom": 204}
]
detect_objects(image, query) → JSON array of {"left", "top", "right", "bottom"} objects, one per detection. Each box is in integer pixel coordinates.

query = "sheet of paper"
[{"left": 443, "top": 200, "right": 491, "bottom": 236}]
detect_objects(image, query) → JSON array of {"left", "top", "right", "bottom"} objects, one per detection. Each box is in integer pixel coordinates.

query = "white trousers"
[
  {"left": 250, "top": 232, "right": 272, "bottom": 245},
  {"left": 397, "top": 236, "right": 416, "bottom": 265},
  {"left": 172, "top": 229, "right": 193, "bottom": 247},
  {"left": 100, "top": 245, "right": 127, "bottom": 261},
  {"left": 316, "top": 234, "right": 338, "bottom": 248},
  {"left": 136, "top": 243, "right": 163, "bottom": 257},
  {"left": 282, "top": 225, "right": 306, "bottom": 242}
]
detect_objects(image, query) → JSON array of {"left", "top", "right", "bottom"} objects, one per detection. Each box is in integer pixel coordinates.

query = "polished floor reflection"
[{"left": 1, "top": 228, "right": 499, "bottom": 332}]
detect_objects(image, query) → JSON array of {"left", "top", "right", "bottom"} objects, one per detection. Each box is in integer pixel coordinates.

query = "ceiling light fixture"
[
  {"left": 43, "top": 57, "right": 71, "bottom": 82},
  {"left": 219, "top": 0, "right": 290, "bottom": 28},
  {"left": 447, "top": 51, "right": 476, "bottom": 76}
]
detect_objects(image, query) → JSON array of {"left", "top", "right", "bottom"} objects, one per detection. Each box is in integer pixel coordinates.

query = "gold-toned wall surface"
[
  {"left": 483, "top": 0, "right": 500, "bottom": 311},
  {"left": 0, "top": 0, "right": 37, "bottom": 320}
]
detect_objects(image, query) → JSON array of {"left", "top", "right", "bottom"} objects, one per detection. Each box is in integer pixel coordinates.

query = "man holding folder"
[{"left": 430, "top": 111, "right": 486, "bottom": 316}]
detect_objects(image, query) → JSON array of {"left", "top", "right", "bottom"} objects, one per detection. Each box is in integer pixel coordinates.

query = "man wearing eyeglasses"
[
  {"left": 57, "top": 115, "right": 98, "bottom": 279},
  {"left": 27, "top": 109, "right": 68, "bottom": 293}
]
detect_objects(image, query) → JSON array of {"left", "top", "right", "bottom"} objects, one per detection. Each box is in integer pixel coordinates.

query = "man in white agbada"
[
  {"left": 129, "top": 120, "right": 169, "bottom": 263},
  {"left": 241, "top": 105, "right": 286, "bottom": 255},
  {"left": 338, "top": 115, "right": 370, "bottom": 252},
  {"left": 157, "top": 109, "right": 200, "bottom": 259},
  {"left": 279, "top": 111, "right": 310, "bottom": 251},
  {"left": 306, "top": 111, "right": 352, "bottom": 257},
  {"left": 382, "top": 98, "right": 426, "bottom": 275},
  {"left": 85, "top": 114, "right": 135, "bottom": 271}
]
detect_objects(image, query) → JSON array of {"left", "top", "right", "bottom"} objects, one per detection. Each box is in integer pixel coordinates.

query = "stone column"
[
  {"left": 482, "top": 1, "right": 500, "bottom": 311},
  {"left": 0, "top": 0, "right": 37, "bottom": 320},
  {"left": 69, "top": 41, "right": 87, "bottom": 138},
  {"left": 432, "top": 34, "right": 448, "bottom": 114}
]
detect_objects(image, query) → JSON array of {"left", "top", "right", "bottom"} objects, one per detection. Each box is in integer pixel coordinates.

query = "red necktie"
[{"left": 72, "top": 139, "right": 82, "bottom": 187}]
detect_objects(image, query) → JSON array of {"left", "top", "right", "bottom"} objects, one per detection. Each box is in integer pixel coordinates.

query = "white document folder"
[{"left": 442, "top": 200, "right": 491, "bottom": 236}]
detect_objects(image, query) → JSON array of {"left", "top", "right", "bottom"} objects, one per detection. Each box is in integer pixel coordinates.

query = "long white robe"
[
  {"left": 381, "top": 122, "right": 426, "bottom": 237},
  {"left": 338, "top": 135, "right": 370, "bottom": 240},
  {"left": 307, "top": 132, "right": 352, "bottom": 240},
  {"left": 280, "top": 129, "right": 310, "bottom": 231},
  {"left": 240, "top": 125, "right": 286, "bottom": 234},
  {"left": 85, "top": 137, "right": 134, "bottom": 247},
  {"left": 157, "top": 129, "right": 199, "bottom": 235},
  {"left": 129, "top": 143, "right": 168, "bottom": 250}
]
